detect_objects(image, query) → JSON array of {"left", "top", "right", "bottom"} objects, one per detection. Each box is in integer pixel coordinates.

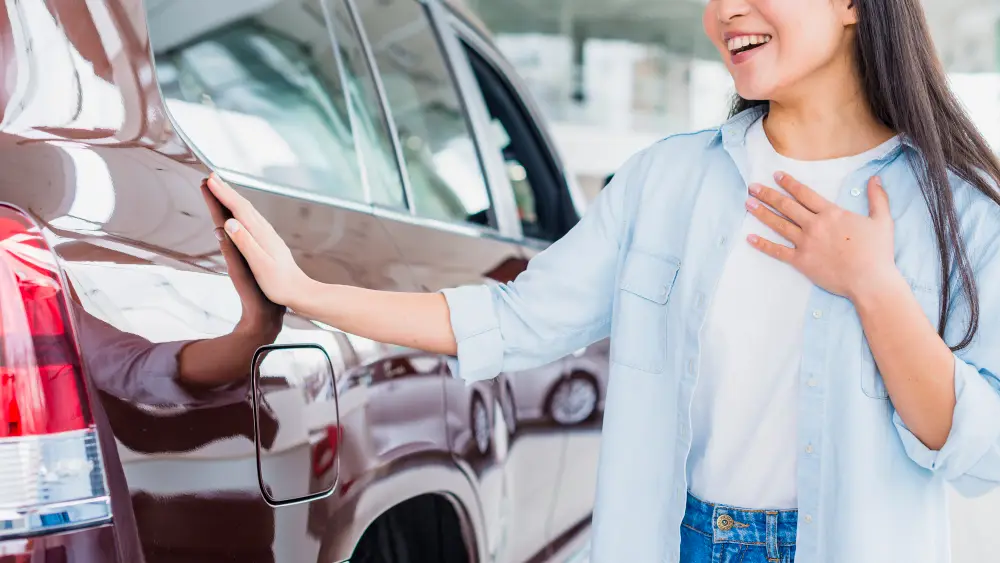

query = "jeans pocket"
[{"left": 610, "top": 251, "right": 680, "bottom": 374}]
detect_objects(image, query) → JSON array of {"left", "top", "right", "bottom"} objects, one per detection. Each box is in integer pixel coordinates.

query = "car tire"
[
  {"left": 471, "top": 393, "right": 491, "bottom": 456},
  {"left": 501, "top": 381, "right": 517, "bottom": 437},
  {"left": 546, "top": 372, "right": 599, "bottom": 426}
]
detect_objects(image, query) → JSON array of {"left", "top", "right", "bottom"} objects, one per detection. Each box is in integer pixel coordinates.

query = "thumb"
[
  {"left": 867, "top": 176, "right": 890, "bottom": 220},
  {"left": 224, "top": 218, "right": 269, "bottom": 270}
]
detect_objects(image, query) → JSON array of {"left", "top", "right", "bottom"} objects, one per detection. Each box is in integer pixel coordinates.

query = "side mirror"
[{"left": 251, "top": 343, "right": 340, "bottom": 506}]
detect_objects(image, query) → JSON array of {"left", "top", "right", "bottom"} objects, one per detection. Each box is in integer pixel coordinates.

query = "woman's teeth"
[{"left": 727, "top": 35, "right": 772, "bottom": 54}]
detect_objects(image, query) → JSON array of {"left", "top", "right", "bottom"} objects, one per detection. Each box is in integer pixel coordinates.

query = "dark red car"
[{"left": 0, "top": 0, "right": 607, "bottom": 561}]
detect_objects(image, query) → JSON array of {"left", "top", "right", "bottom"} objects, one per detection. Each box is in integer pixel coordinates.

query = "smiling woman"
[{"left": 203, "top": 0, "right": 1000, "bottom": 562}]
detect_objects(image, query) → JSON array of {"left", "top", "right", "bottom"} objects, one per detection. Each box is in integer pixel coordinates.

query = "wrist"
[
  {"left": 234, "top": 315, "right": 282, "bottom": 344},
  {"left": 286, "top": 276, "right": 327, "bottom": 316},
  {"left": 847, "top": 266, "right": 908, "bottom": 312}
]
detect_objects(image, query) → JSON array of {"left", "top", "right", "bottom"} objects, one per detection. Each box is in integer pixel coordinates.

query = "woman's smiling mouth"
[{"left": 726, "top": 34, "right": 772, "bottom": 63}]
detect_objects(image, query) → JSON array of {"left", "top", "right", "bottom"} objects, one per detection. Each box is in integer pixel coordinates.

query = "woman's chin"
[{"left": 732, "top": 82, "right": 774, "bottom": 104}]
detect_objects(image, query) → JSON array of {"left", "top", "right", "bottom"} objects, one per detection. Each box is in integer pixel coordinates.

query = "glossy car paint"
[{"left": 0, "top": 1, "right": 606, "bottom": 562}]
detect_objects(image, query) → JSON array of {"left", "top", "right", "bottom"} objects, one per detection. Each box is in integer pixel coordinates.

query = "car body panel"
[{"left": 0, "top": 0, "right": 607, "bottom": 562}]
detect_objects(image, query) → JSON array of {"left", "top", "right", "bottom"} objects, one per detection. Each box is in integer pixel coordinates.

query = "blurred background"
[{"left": 458, "top": 0, "right": 1000, "bottom": 202}]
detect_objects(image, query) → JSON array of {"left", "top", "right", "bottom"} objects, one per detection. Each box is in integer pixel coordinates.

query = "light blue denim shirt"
[{"left": 442, "top": 107, "right": 1000, "bottom": 563}]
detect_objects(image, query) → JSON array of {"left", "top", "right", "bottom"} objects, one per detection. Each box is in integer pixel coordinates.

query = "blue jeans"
[{"left": 680, "top": 493, "right": 797, "bottom": 563}]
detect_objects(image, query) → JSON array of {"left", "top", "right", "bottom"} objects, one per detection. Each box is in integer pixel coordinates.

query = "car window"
[
  {"left": 149, "top": 0, "right": 404, "bottom": 207},
  {"left": 463, "top": 44, "right": 579, "bottom": 242},
  {"left": 354, "top": 0, "right": 493, "bottom": 227},
  {"left": 326, "top": 0, "right": 408, "bottom": 209}
]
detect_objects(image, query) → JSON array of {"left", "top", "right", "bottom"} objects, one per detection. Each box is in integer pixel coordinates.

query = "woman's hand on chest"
[{"left": 744, "top": 172, "right": 903, "bottom": 303}]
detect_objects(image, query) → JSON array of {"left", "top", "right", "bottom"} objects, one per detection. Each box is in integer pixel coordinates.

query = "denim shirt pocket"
[
  {"left": 860, "top": 278, "right": 941, "bottom": 399},
  {"left": 611, "top": 251, "right": 681, "bottom": 374}
]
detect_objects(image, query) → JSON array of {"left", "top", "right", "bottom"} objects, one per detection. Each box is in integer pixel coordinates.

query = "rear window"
[{"left": 148, "top": 0, "right": 401, "bottom": 207}]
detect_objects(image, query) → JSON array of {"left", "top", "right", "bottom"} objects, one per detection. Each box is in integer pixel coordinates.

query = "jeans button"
[{"left": 717, "top": 514, "right": 734, "bottom": 531}]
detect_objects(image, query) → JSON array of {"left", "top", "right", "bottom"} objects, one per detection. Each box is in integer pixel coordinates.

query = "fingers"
[
  {"left": 867, "top": 176, "right": 890, "bottom": 220},
  {"left": 749, "top": 182, "right": 814, "bottom": 227},
  {"left": 205, "top": 173, "right": 251, "bottom": 218},
  {"left": 223, "top": 218, "right": 271, "bottom": 273},
  {"left": 747, "top": 233, "right": 795, "bottom": 264},
  {"left": 773, "top": 172, "right": 831, "bottom": 214},
  {"left": 206, "top": 172, "right": 281, "bottom": 248},
  {"left": 746, "top": 198, "right": 801, "bottom": 243},
  {"left": 200, "top": 181, "right": 230, "bottom": 229}
]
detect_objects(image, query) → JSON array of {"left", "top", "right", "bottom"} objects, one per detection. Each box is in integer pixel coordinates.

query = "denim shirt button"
[
  {"left": 850, "top": 187, "right": 862, "bottom": 197},
  {"left": 812, "top": 309, "right": 823, "bottom": 319}
]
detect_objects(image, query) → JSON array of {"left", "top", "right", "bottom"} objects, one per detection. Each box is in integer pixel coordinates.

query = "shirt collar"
[
  {"left": 709, "top": 105, "right": 767, "bottom": 149},
  {"left": 708, "top": 103, "right": 918, "bottom": 165}
]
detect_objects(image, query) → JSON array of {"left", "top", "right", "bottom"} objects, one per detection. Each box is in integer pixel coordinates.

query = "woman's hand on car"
[
  {"left": 205, "top": 173, "right": 314, "bottom": 309},
  {"left": 200, "top": 181, "right": 285, "bottom": 339}
]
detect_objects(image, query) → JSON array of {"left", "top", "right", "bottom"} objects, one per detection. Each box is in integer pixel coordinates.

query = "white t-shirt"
[{"left": 685, "top": 116, "right": 900, "bottom": 509}]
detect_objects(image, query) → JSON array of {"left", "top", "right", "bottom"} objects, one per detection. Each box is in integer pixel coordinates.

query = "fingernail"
[
  {"left": 225, "top": 218, "right": 240, "bottom": 234},
  {"left": 773, "top": 171, "right": 784, "bottom": 182},
  {"left": 746, "top": 198, "right": 759, "bottom": 210},
  {"left": 748, "top": 234, "right": 760, "bottom": 244},
  {"left": 748, "top": 183, "right": 761, "bottom": 195},
  {"left": 213, "top": 228, "right": 225, "bottom": 241},
  {"left": 874, "top": 176, "right": 883, "bottom": 188}
]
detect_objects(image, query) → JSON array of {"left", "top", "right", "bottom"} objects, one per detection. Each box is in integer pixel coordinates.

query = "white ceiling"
[{"left": 458, "top": 0, "right": 1000, "bottom": 70}]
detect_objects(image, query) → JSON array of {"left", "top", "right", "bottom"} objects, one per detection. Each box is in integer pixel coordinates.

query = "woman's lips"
[{"left": 730, "top": 41, "right": 770, "bottom": 65}]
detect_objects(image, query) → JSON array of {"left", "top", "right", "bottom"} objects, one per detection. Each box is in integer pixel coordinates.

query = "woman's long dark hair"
[{"left": 731, "top": 0, "right": 1000, "bottom": 351}]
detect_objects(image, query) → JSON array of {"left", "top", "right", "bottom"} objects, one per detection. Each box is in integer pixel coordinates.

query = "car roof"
[{"left": 441, "top": 0, "right": 495, "bottom": 43}]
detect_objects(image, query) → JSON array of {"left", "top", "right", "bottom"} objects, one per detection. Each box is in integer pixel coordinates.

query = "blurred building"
[{"left": 460, "top": 0, "right": 1000, "bottom": 200}]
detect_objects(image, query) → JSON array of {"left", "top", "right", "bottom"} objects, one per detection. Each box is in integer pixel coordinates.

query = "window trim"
[
  {"left": 446, "top": 9, "right": 589, "bottom": 225},
  {"left": 460, "top": 36, "right": 578, "bottom": 244},
  {"left": 337, "top": 0, "right": 416, "bottom": 213},
  {"left": 422, "top": 0, "right": 521, "bottom": 238},
  {"left": 318, "top": 0, "right": 374, "bottom": 207},
  {"left": 345, "top": 0, "right": 506, "bottom": 235}
]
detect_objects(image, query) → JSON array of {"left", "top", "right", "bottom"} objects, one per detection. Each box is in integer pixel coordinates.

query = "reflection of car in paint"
[
  {"left": 505, "top": 339, "right": 610, "bottom": 426},
  {"left": 0, "top": 0, "right": 606, "bottom": 561}
]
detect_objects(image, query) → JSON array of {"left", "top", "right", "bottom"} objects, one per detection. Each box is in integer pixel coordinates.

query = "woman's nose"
[{"left": 715, "top": 0, "right": 752, "bottom": 21}]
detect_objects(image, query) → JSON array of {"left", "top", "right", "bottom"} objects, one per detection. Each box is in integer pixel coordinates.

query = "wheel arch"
[{"left": 322, "top": 455, "right": 486, "bottom": 563}]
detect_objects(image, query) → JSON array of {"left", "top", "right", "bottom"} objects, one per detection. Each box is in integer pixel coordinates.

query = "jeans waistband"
[{"left": 683, "top": 493, "right": 798, "bottom": 549}]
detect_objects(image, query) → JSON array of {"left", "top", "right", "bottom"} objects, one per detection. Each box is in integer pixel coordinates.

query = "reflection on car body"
[{"left": 0, "top": 0, "right": 604, "bottom": 562}]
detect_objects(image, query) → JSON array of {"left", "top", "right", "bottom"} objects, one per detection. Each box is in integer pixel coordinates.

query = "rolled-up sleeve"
[
  {"left": 893, "top": 357, "right": 1000, "bottom": 496},
  {"left": 74, "top": 308, "right": 248, "bottom": 407},
  {"left": 440, "top": 284, "right": 505, "bottom": 382},
  {"left": 441, "top": 149, "right": 650, "bottom": 382},
  {"left": 893, "top": 206, "right": 1000, "bottom": 497}
]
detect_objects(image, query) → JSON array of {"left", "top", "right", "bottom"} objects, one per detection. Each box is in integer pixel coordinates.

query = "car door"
[
  {"left": 445, "top": 7, "right": 609, "bottom": 546},
  {"left": 337, "top": 0, "right": 571, "bottom": 560}
]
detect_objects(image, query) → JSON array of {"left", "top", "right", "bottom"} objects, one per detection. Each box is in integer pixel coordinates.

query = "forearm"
[
  {"left": 290, "top": 280, "right": 458, "bottom": 356},
  {"left": 852, "top": 271, "right": 956, "bottom": 450},
  {"left": 177, "top": 323, "right": 280, "bottom": 389}
]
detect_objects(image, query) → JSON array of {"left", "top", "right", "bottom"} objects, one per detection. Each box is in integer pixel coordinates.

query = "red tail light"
[
  {"left": 0, "top": 205, "right": 111, "bottom": 538},
  {"left": 311, "top": 424, "right": 341, "bottom": 477}
]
